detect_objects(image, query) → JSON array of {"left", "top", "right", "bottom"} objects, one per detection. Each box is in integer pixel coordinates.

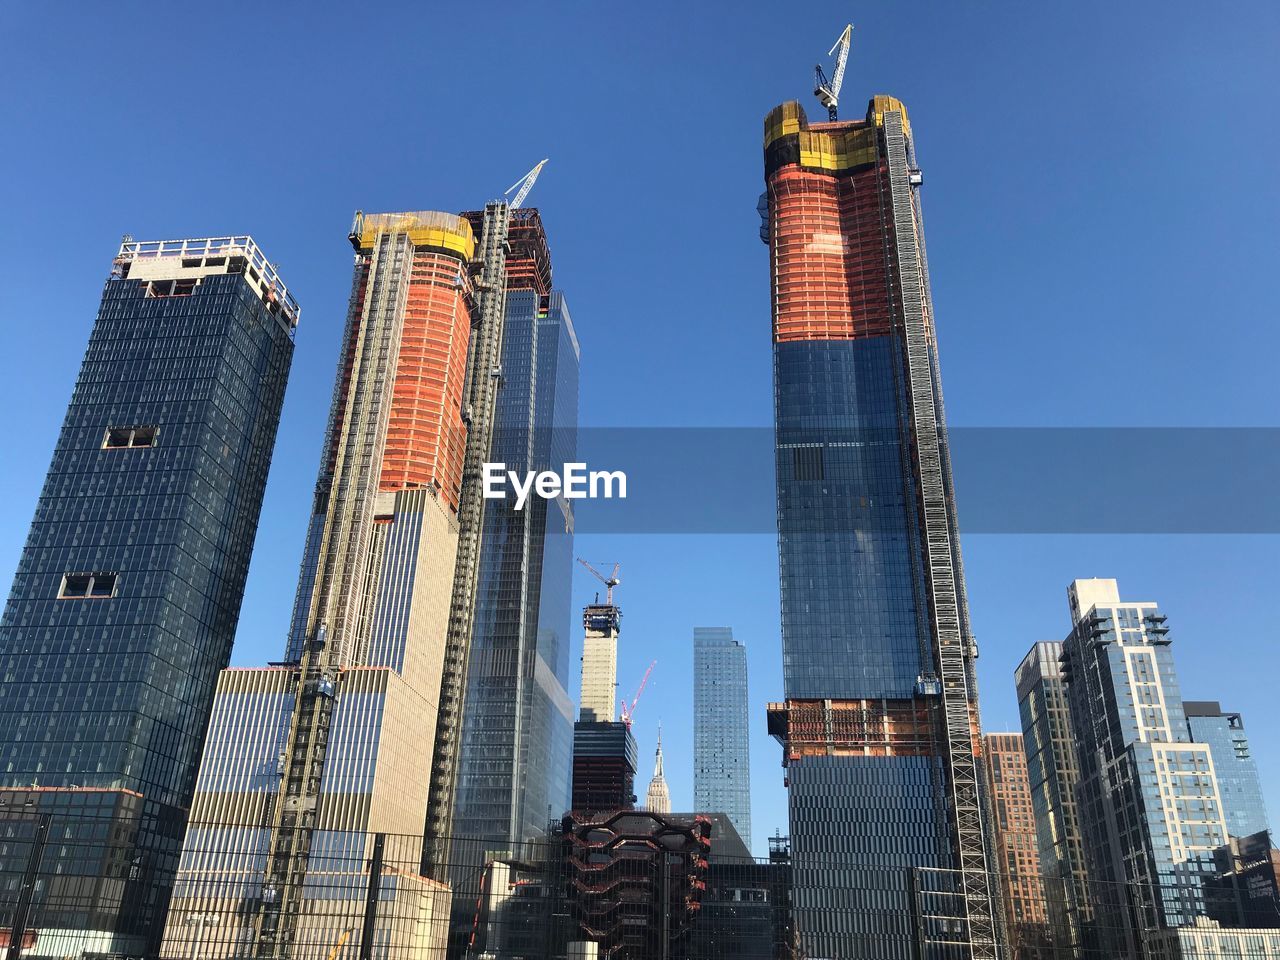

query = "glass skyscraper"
[
  {"left": 0, "top": 236, "right": 297, "bottom": 956},
  {"left": 1061, "top": 578, "right": 1231, "bottom": 953},
  {"left": 1184, "top": 701, "right": 1270, "bottom": 840},
  {"left": 692, "top": 627, "right": 751, "bottom": 849},
  {"left": 762, "top": 96, "right": 999, "bottom": 959},
  {"left": 1015, "top": 641, "right": 1093, "bottom": 954},
  {"left": 453, "top": 286, "right": 579, "bottom": 846}
]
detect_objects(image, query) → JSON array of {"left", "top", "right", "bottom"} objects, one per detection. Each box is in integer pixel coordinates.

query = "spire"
[{"left": 646, "top": 721, "right": 671, "bottom": 814}]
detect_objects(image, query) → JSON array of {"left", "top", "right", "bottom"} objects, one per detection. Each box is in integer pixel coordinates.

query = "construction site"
[
  {"left": 764, "top": 23, "right": 1002, "bottom": 960},
  {"left": 154, "top": 163, "right": 558, "bottom": 960}
]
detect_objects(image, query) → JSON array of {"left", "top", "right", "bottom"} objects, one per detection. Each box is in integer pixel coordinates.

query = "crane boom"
[
  {"left": 505, "top": 158, "right": 549, "bottom": 210},
  {"left": 813, "top": 24, "right": 854, "bottom": 121},
  {"left": 620, "top": 659, "right": 657, "bottom": 726},
  {"left": 576, "top": 557, "right": 621, "bottom": 605}
]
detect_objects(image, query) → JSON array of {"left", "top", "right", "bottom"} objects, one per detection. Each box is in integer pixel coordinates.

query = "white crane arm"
[
  {"left": 505, "top": 158, "right": 549, "bottom": 210},
  {"left": 828, "top": 24, "right": 853, "bottom": 101}
]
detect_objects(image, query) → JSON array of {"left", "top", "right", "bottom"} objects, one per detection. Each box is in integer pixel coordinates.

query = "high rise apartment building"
[
  {"left": 982, "top": 733, "right": 1051, "bottom": 960},
  {"left": 452, "top": 243, "right": 579, "bottom": 851},
  {"left": 762, "top": 96, "right": 999, "bottom": 959},
  {"left": 0, "top": 237, "right": 297, "bottom": 957},
  {"left": 159, "top": 207, "right": 540, "bottom": 959},
  {"left": 1061, "top": 578, "right": 1230, "bottom": 953},
  {"left": 1184, "top": 701, "right": 1270, "bottom": 840},
  {"left": 1014, "top": 641, "right": 1092, "bottom": 953},
  {"left": 692, "top": 627, "right": 751, "bottom": 848}
]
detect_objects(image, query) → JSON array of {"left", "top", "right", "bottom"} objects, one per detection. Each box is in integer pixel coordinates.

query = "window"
[
  {"left": 103, "top": 427, "right": 132, "bottom": 448},
  {"left": 102, "top": 425, "right": 158, "bottom": 449},
  {"left": 59, "top": 572, "right": 117, "bottom": 599},
  {"left": 146, "top": 278, "right": 197, "bottom": 298}
]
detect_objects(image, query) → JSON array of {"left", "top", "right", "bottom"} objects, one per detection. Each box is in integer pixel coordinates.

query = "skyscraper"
[
  {"left": 571, "top": 591, "right": 637, "bottom": 815},
  {"left": 451, "top": 237, "right": 578, "bottom": 851},
  {"left": 579, "top": 597, "right": 618, "bottom": 723},
  {"left": 762, "top": 96, "right": 999, "bottom": 959},
  {"left": 1184, "top": 701, "right": 1270, "bottom": 839},
  {"left": 981, "top": 733, "right": 1051, "bottom": 960},
  {"left": 160, "top": 207, "right": 532, "bottom": 959},
  {"left": 645, "top": 726, "right": 671, "bottom": 814},
  {"left": 693, "top": 627, "right": 751, "bottom": 848},
  {"left": 0, "top": 236, "right": 297, "bottom": 956},
  {"left": 1014, "top": 641, "right": 1092, "bottom": 953},
  {"left": 1061, "top": 578, "right": 1230, "bottom": 951}
]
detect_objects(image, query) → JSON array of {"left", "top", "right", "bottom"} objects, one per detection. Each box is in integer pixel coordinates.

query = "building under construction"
[
  {"left": 763, "top": 92, "right": 1001, "bottom": 959},
  {"left": 570, "top": 578, "right": 638, "bottom": 816},
  {"left": 160, "top": 201, "right": 549, "bottom": 960},
  {"left": 451, "top": 262, "right": 578, "bottom": 853}
]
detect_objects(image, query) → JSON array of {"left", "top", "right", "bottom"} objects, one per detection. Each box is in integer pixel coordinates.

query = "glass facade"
[
  {"left": 771, "top": 282, "right": 957, "bottom": 960},
  {"left": 454, "top": 289, "right": 579, "bottom": 847},
  {"left": 1062, "top": 580, "right": 1231, "bottom": 951},
  {"left": 765, "top": 96, "right": 1000, "bottom": 958},
  {"left": 775, "top": 339, "right": 929, "bottom": 702},
  {"left": 1015, "top": 641, "right": 1093, "bottom": 953},
  {"left": 1185, "top": 702, "right": 1271, "bottom": 840},
  {"left": 693, "top": 627, "right": 752, "bottom": 849},
  {"left": 0, "top": 244, "right": 295, "bottom": 954}
]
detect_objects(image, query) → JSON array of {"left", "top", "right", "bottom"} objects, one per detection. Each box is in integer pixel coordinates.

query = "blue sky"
[{"left": 1, "top": 2, "right": 1277, "bottom": 856}]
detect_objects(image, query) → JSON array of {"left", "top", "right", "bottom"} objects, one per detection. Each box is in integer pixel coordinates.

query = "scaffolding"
[
  {"left": 766, "top": 698, "right": 948, "bottom": 760},
  {"left": 251, "top": 225, "right": 418, "bottom": 958},
  {"left": 423, "top": 202, "right": 512, "bottom": 874},
  {"left": 880, "top": 104, "right": 1001, "bottom": 960}
]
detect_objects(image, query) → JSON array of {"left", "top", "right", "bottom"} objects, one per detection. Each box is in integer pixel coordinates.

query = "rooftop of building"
[
  {"left": 114, "top": 234, "right": 300, "bottom": 329},
  {"left": 348, "top": 210, "right": 475, "bottom": 260}
]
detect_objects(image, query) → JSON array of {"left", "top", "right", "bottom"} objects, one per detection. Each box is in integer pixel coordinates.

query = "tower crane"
[
  {"left": 505, "top": 159, "right": 549, "bottom": 209},
  {"left": 576, "top": 558, "right": 621, "bottom": 605},
  {"left": 620, "top": 659, "right": 656, "bottom": 727},
  {"left": 813, "top": 24, "right": 853, "bottom": 121}
]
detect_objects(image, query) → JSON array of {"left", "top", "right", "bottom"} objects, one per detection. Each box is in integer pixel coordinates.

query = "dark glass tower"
[
  {"left": 762, "top": 98, "right": 999, "bottom": 959},
  {"left": 454, "top": 286, "right": 580, "bottom": 846},
  {"left": 0, "top": 237, "right": 296, "bottom": 956}
]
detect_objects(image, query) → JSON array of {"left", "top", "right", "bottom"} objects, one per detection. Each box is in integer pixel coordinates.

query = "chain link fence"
[{"left": 2, "top": 813, "right": 1278, "bottom": 960}]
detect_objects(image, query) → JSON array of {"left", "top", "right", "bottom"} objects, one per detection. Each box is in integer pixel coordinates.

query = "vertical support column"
[
  {"left": 359, "top": 833, "right": 386, "bottom": 960},
  {"left": 425, "top": 202, "right": 511, "bottom": 874},
  {"left": 881, "top": 109, "right": 1000, "bottom": 960},
  {"left": 5, "top": 813, "right": 50, "bottom": 960},
  {"left": 253, "top": 231, "right": 414, "bottom": 959}
]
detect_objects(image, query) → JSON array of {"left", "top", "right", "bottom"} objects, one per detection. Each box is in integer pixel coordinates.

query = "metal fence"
[{"left": 1, "top": 814, "right": 1278, "bottom": 960}]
